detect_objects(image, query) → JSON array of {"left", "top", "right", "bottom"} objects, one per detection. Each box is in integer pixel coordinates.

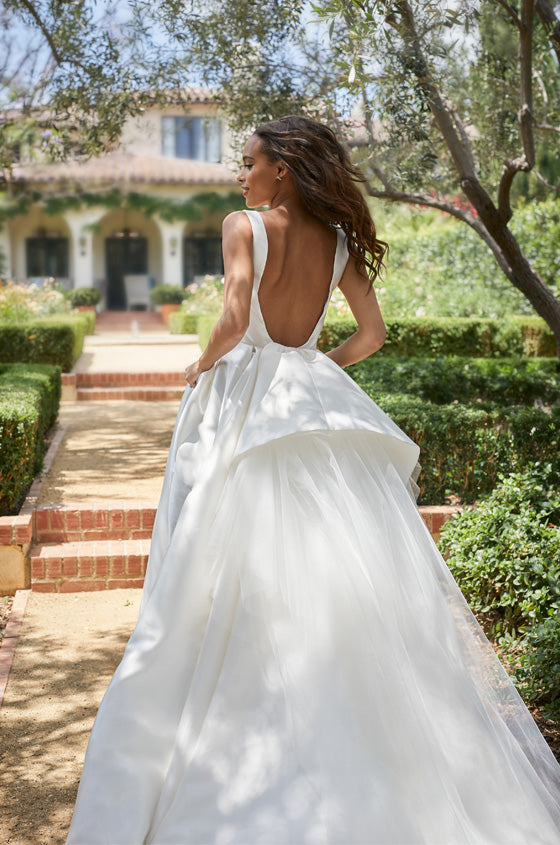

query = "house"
[{"left": 0, "top": 89, "right": 241, "bottom": 309}]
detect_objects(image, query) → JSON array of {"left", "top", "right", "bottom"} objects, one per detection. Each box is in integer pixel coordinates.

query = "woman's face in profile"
[{"left": 237, "top": 134, "right": 284, "bottom": 208}]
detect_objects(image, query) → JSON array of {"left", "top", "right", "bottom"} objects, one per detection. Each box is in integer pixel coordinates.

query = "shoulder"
[{"left": 222, "top": 210, "right": 252, "bottom": 239}]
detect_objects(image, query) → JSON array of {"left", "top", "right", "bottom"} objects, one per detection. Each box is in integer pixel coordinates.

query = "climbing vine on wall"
[{"left": 0, "top": 189, "right": 244, "bottom": 228}]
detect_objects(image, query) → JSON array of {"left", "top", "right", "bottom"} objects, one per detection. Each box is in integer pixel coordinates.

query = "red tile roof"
[{"left": 10, "top": 152, "right": 237, "bottom": 187}]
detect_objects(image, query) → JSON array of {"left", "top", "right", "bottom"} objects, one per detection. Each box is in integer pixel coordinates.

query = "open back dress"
[{"left": 67, "top": 210, "right": 560, "bottom": 844}]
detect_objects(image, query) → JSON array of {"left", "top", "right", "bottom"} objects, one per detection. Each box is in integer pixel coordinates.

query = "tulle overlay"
[{"left": 66, "top": 211, "right": 560, "bottom": 844}]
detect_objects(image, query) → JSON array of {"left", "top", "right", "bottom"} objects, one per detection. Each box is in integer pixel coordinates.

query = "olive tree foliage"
[
  {"left": 151, "top": 0, "right": 560, "bottom": 348},
  {"left": 0, "top": 0, "right": 168, "bottom": 171},
  {"left": 324, "top": 0, "right": 560, "bottom": 350},
  {"left": 2, "top": 0, "right": 560, "bottom": 347}
]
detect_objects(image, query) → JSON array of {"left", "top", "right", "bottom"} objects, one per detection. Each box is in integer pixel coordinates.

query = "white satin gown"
[{"left": 67, "top": 210, "right": 560, "bottom": 844}]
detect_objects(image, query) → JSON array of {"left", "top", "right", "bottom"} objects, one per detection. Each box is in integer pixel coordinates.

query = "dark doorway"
[
  {"left": 183, "top": 236, "right": 223, "bottom": 285},
  {"left": 105, "top": 236, "right": 148, "bottom": 309}
]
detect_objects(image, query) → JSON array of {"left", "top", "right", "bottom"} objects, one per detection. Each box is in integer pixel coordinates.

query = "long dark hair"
[{"left": 253, "top": 115, "right": 386, "bottom": 280}]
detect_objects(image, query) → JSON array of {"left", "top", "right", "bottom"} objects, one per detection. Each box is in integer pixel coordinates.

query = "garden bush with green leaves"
[
  {"left": 438, "top": 466, "right": 560, "bottom": 718},
  {"left": 0, "top": 279, "right": 69, "bottom": 321},
  {"left": 376, "top": 198, "right": 560, "bottom": 320},
  {"left": 0, "top": 363, "right": 61, "bottom": 514},
  {"left": 0, "top": 314, "right": 89, "bottom": 371}
]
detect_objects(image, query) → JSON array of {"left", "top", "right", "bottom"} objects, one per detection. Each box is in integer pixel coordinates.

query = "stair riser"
[
  {"left": 73, "top": 372, "right": 185, "bottom": 387},
  {"left": 30, "top": 541, "right": 149, "bottom": 592},
  {"left": 35, "top": 506, "right": 156, "bottom": 544},
  {"left": 77, "top": 388, "right": 184, "bottom": 401},
  {"left": 37, "top": 529, "right": 153, "bottom": 543}
]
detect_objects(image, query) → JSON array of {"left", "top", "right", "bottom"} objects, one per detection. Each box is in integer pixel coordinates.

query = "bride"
[{"left": 67, "top": 116, "right": 560, "bottom": 844}]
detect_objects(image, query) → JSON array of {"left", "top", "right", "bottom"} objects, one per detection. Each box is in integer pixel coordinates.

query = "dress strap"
[{"left": 243, "top": 210, "right": 269, "bottom": 288}]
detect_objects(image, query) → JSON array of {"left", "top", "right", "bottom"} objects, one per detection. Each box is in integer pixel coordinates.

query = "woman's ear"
[{"left": 276, "top": 160, "right": 288, "bottom": 181}]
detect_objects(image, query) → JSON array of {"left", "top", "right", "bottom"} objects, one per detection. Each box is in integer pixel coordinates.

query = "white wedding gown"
[{"left": 67, "top": 211, "right": 560, "bottom": 845}]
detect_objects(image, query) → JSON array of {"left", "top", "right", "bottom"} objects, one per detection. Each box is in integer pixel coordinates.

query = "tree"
[
  {"left": 2, "top": 0, "right": 560, "bottom": 351},
  {"left": 143, "top": 0, "right": 560, "bottom": 351}
]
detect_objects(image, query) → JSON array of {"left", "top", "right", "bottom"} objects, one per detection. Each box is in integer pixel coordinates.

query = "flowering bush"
[
  {"left": 181, "top": 275, "right": 224, "bottom": 315},
  {"left": 0, "top": 280, "right": 69, "bottom": 322},
  {"left": 326, "top": 287, "right": 352, "bottom": 319}
]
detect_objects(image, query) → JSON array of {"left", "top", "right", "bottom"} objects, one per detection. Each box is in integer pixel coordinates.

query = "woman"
[{"left": 67, "top": 116, "right": 560, "bottom": 844}]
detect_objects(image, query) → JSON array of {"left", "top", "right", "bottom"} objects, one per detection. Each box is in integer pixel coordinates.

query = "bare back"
[{"left": 257, "top": 210, "right": 339, "bottom": 347}]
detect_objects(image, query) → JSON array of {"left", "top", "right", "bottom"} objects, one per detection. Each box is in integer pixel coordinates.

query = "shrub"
[
  {"left": 182, "top": 275, "right": 224, "bottom": 314},
  {"left": 374, "top": 395, "right": 560, "bottom": 504},
  {"left": 377, "top": 200, "right": 560, "bottom": 320},
  {"left": 68, "top": 287, "right": 101, "bottom": 307},
  {"left": 438, "top": 466, "right": 560, "bottom": 639},
  {"left": 348, "top": 356, "right": 560, "bottom": 406},
  {"left": 0, "top": 279, "right": 69, "bottom": 321},
  {"left": 318, "top": 315, "right": 555, "bottom": 358},
  {"left": 78, "top": 309, "right": 96, "bottom": 336},
  {"left": 513, "top": 614, "right": 560, "bottom": 720},
  {"left": 150, "top": 284, "right": 186, "bottom": 305},
  {"left": 0, "top": 314, "right": 88, "bottom": 371},
  {"left": 0, "top": 363, "right": 61, "bottom": 514},
  {"left": 168, "top": 311, "right": 200, "bottom": 334},
  {"left": 197, "top": 314, "right": 219, "bottom": 349}
]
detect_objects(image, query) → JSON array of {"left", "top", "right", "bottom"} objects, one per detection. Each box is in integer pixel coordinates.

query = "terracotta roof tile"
[{"left": 10, "top": 152, "right": 237, "bottom": 187}]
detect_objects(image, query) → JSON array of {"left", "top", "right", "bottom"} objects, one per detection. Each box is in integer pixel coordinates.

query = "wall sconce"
[
  {"left": 79, "top": 234, "right": 87, "bottom": 256},
  {"left": 169, "top": 236, "right": 178, "bottom": 257}
]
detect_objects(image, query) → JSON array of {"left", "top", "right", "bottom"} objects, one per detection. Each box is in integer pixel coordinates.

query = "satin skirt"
[{"left": 67, "top": 428, "right": 560, "bottom": 844}]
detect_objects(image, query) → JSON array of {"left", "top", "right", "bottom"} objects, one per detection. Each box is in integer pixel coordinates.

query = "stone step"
[
  {"left": 35, "top": 503, "right": 157, "bottom": 543},
  {"left": 76, "top": 385, "right": 185, "bottom": 401},
  {"left": 30, "top": 537, "right": 150, "bottom": 593},
  {"left": 62, "top": 371, "right": 186, "bottom": 401},
  {"left": 72, "top": 371, "right": 185, "bottom": 387}
]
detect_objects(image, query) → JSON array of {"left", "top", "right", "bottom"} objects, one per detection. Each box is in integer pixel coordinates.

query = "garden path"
[{"left": 1, "top": 318, "right": 199, "bottom": 842}]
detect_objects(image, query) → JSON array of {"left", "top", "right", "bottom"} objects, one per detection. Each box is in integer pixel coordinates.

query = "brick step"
[
  {"left": 76, "top": 385, "right": 185, "bottom": 401},
  {"left": 68, "top": 371, "right": 186, "bottom": 387},
  {"left": 35, "top": 503, "right": 157, "bottom": 543},
  {"left": 30, "top": 538, "right": 150, "bottom": 592}
]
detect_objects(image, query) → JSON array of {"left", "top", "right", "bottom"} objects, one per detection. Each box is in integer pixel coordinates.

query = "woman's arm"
[
  {"left": 325, "top": 259, "right": 386, "bottom": 368},
  {"left": 185, "top": 212, "right": 253, "bottom": 387}
]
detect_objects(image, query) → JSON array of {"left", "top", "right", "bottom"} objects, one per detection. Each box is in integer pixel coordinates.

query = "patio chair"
[{"left": 124, "top": 275, "right": 152, "bottom": 310}]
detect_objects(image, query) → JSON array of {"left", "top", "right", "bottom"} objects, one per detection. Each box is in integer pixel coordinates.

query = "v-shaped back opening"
[{"left": 247, "top": 211, "right": 343, "bottom": 349}]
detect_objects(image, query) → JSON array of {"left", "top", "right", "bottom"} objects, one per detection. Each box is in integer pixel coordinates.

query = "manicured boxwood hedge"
[
  {"left": 197, "top": 314, "right": 219, "bottom": 349},
  {"left": 318, "top": 315, "right": 556, "bottom": 358},
  {"left": 348, "top": 356, "right": 560, "bottom": 406},
  {"left": 373, "top": 393, "right": 559, "bottom": 504},
  {"left": 168, "top": 311, "right": 200, "bottom": 335},
  {"left": 0, "top": 314, "right": 89, "bottom": 371},
  {"left": 0, "top": 363, "right": 61, "bottom": 515}
]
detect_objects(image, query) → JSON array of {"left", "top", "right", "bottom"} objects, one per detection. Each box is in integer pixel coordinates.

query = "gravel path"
[
  {"left": 0, "top": 591, "right": 139, "bottom": 845},
  {"left": 37, "top": 400, "right": 180, "bottom": 504}
]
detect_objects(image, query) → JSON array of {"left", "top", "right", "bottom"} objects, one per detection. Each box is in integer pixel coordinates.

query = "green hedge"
[
  {"left": 375, "top": 394, "right": 560, "bottom": 504},
  {"left": 197, "top": 314, "right": 219, "bottom": 349},
  {"left": 77, "top": 309, "right": 96, "bottom": 336},
  {"left": 168, "top": 311, "right": 200, "bottom": 335},
  {"left": 0, "top": 363, "right": 61, "bottom": 515},
  {"left": 0, "top": 314, "right": 89, "bottom": 371},
  {"left": 318, "top": 315, "right": 556, "bottom": 357},
  {"left": 348, "top": 356, "right": 560, "bottom": 406}
]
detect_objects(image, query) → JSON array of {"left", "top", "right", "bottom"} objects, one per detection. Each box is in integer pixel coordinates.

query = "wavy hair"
[{"left": 253, "top": 115, "right": 386, "bottom": 281}]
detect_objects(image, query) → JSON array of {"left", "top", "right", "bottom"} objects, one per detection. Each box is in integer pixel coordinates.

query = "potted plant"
[
  {"left": 150, "top": 284, "right": 186, "bottom": 324},
  {"left": 68, "top": 287, "right": 102, "bottom": 311}
]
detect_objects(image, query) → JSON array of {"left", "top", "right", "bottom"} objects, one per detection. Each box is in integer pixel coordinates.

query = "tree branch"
[
  {"left": 535, "top": 0, "right": 560, "bottom": 66},
  {"left": 533, "top": 169, "right": 560, "bottom": 191},
  {"left": 363, "top": 181, "right": 514, "bottom": 280},
  {"left": 18, "top": 0, "right": 65, "bottom": 66},
  {"left": 493, "top": 0, "right": 522, "bottom": 29},
  {"left": 496, "top": 0, "right": 535, "bottom": 222}
]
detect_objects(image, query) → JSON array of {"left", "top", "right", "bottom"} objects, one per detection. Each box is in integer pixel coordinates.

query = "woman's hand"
[{"left": 185, "top": 359, "right": 203, "bottom": 388}]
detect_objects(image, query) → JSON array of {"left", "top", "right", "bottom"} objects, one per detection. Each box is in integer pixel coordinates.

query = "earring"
[{"left": 276, "top": 175, "right": 283, "bottom": 182}]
